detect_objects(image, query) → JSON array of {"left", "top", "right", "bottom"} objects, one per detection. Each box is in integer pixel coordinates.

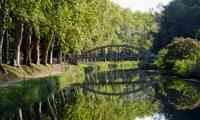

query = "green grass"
[{"left": 0, "top": 64, "right": 52, "bottom": 81}]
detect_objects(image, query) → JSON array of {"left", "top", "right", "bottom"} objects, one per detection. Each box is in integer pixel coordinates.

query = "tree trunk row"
[{"left": 0, "top": 22, "right": 63, "bottom": 66}]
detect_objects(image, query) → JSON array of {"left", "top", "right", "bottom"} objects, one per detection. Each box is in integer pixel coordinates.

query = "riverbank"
[
  {"left": 1, "top": 61, "right": 198, "bottom": 119},
  {"left": 0, "top": 64, "right": 85, "bottom": 116},
  {"left": 0, "top": 61, "right": 138, "bottom": 85},
  {"left": 0, "top": 64, "right": 66, "bottom": 81},
  {"left": 0, "top": 61, "right": 140, "bottom": 118}
]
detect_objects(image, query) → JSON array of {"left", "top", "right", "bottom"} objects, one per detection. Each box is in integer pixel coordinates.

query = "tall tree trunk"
[
  {"left": 27, "top": 34, "right": 32, "bottom": 65},
  {"left": 49, "top": 37, "right": 55, "bottom": 64},
  {"left": 0, "top": 0, "right": 5, "bottom": 64},
  {"left": 14, "top": 22, "right": 24, "bottom": 66},
  {"left": 32, "top": 26, "right": 40, "bottom": 64},
  {"left": 23, "top": 23, "right": 32, "bottom": 65},
  {"left": 0, "top": 28, "right": 5, "bottom": 64},
  {"left": 36, "top": 36, "right": 40, "bottom": 64},
  {"left": 43, "top": 31, "right": 54, "bottom": 65},
  {"left": 4, "top": 31, "right": 9, "bottom": 64}
]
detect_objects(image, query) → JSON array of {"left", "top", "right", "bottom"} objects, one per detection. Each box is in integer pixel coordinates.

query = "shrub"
[
  {"left": 155, "top": 37, "right": 200, "bottom": 76},
  {"left": 154, "top": 48, "right": 168, "bottom": 69},
  {"left": 173, "top": 60, "right": 196, "bottom": 76},
  {"left": 166, "top": 37, "right": 200, "bottom": 60}
]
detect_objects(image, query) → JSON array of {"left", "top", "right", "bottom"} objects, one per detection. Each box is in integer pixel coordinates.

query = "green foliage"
[
  {"left": 154, "top": 48, "right": 168, "bottom": 69},
  {"left": 166, "top": 37, "right": 200, "bottom": 60},
  {"left": 62, "top": 90, "right": 160, "bottom": 120},
  {"left": 167, "top": 79, "right": 200, "bottom": 109},
  {"left": 155, "top": 37, "right": 200, "bottom": 76},
  {"left": 173, "top": 60, "right": 196, "bottom": 76},
  {"left": 153, "top": 0, "right": 200, "bottom": 51},
  {"left": 3, "top": 0, "right": 157, "bottom": 64}
]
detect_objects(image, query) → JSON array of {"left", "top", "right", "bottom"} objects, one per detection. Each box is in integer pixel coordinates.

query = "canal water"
[
  {"left": 0, "top": 64, "right": 199, "bottom": 120},
  {"left": 82, "top": 66, "right": 200, "bottom": 120}
]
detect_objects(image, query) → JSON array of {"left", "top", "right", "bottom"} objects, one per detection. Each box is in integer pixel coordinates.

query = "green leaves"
[
  {"left": 62, "top": 90, "right": 159, "bottom": 120},
  {"left": 5, "top": 0, "right": 157, "bottom": 60},
  {"left": 155, "top": 37, "right": 200, "bottom": 76},
  {"left": 154, "top": 0, "right": 200, "bottom": 50}
]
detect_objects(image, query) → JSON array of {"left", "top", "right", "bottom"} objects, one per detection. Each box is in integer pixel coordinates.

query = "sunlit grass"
[{"left": 0, "top": 64, "right": 53, "bottom": 81}]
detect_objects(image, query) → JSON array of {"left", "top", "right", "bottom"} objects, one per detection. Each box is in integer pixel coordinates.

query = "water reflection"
[
  {"left": 135, "top": 113, "right": 166, "bottom": 120},
  {"left": 82, "top": 66, "right": 200, "bottom": 120},
  {"left": 0, "top": 66, "right": 199, "bottom": 120}
]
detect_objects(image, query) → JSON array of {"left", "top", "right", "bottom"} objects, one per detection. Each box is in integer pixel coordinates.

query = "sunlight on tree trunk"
[
  {"left": 0, "top": 28, "right": 5, "bottom": 64},
  {"left": 43, "top": 31, "right": 54, "bottom": 65},
  {"left": 14, "top": 22, "right": 24, "bottom": 66}
]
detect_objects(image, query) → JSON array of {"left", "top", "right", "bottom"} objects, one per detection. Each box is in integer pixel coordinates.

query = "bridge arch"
[
  {"left": 79, "top": 80, "right": 151, "bottom": 96},
  {"left": 73, "top": 78, "right": 200, "bottom": 96},
  {"left": 78, "top": 44, "right": 139, "bottom": 63}
]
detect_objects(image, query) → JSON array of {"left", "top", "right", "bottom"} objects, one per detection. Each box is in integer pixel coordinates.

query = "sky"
[{"left": 111, "top": 0, "right": 173, "bottom": 12}]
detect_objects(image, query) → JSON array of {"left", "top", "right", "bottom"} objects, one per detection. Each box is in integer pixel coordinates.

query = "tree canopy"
[
  {"left": 153, "top": 0, "right": 200, "bottom": 51},
  {"left": 0, "top": 0, "right": 157, "bottom": 65}
]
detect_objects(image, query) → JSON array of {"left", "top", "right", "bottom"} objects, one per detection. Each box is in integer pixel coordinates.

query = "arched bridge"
[{"left": 68, "top": 44, "right": 139, "bottom": 64}]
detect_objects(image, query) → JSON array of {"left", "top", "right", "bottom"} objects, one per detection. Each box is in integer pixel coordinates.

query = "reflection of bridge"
[
  {"left": 73, "top": 76, "right": 200, "bottom": 96},
  {"left": 72, "top": 68, "right": 200, "bottom": 96},
  {"left": 68, "top": 44, "right": 139, "bottom": 64},
  {"left": 77, "top": 81, "right": 153, "bottom": 96},
  {"left": 72, "top": 69, "right": 155, "bottom": 96}
]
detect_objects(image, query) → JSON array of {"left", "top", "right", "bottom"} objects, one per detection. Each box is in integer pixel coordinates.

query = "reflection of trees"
[
  {"left": 82, "top": 68, "right": 200, "bottom": 118},
  {"left": 152, "top": 75, "right": 200, "bottom": 119},
  {"left": 83, "top": 66, "right": 200, "bottom": 105}
]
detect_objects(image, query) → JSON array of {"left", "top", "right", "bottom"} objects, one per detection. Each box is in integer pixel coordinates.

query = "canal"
[{"left": 0, "top": 62, "right": 199, "bottom": 120}]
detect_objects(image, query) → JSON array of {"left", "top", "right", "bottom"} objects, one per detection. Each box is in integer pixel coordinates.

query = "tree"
[
  {"left": 21, "top": 0, "right": 43, "bottom": 65},
  {"left": 155, "top": 37, "right": 200, "bottom": 76},
  {"left": 8, "top": 0, "right": 33, "bottom": 66},
  {"left": 153, "top": 0, "right": 200, "bottom": 51},
  {"left": 0, "top": 0, "right": 157, "bottom": 66},
  {"left": 40, "top": 0, "right": 66, "bottom": 65},
  {"left": 0, "top": 0, "right": 9, "bottom": 64}
]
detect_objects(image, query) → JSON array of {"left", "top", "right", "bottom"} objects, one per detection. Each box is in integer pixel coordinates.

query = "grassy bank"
[
  {"left": 0, "top": 61, "right": 137, "bottom": 82},
  {"left": 0, "top": 64, "right": 65, "bottom": 81}
]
